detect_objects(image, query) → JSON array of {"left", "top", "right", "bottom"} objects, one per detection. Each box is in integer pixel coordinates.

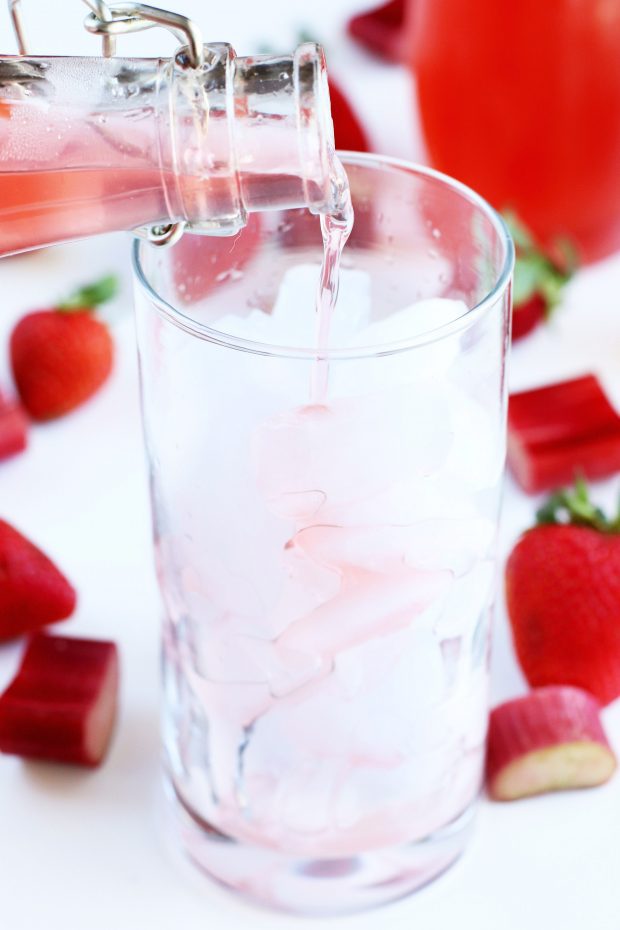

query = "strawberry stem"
[
  {"left": 536, "top": 478, "right": 615, "bottom": 531},
  {"left": 58, "top": 275, "right": 119, "bottom": 313}
]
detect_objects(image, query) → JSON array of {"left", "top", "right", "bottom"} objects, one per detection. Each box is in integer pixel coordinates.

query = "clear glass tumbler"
[{"left": 132, "top": 154, "right": 513, "bottom": 916}]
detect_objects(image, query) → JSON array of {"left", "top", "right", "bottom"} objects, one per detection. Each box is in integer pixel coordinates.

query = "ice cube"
[
  {"left": 292, "top": 519, "right": 494, "bottom": 577},
  {"left": 316, "top": 472, "right": 485, "bottom": 530},
  {"left": 352, "top": 297, "right": 468, "bottom": 347},
  {"left": 275, "top": 568, "right": 452, "bottom": 659},
  {"left": 271, "top": 263, "right": 372, "bottom": 348},
  {"left": 402, "top": 517, "right": 495, "bottom": 575},
  {"left": 212, "top": 264, "right": 372, "bottom": 349},
  {"left": 337, "top": 298, "right": 468, "bottom": 389},
  {"left": 440, "top": 386, "right": 505, "bottom": 491},
  {"left": 253, "top": 390, "right": 453, "bottom": 513},
  {"left": 434, "top": 560, "right": 495, "bottom": 639}
]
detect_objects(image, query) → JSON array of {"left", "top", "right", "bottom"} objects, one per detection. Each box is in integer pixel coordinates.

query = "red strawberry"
[
  {"left": 10, "top": 275, "right": 117, "bottom": 421},
  {"left": 0, "top": 391, "right": 28, "bottom": 461},
  {"left": 511, "top": 292, "right": 546, "bottom": 340},
  {"left": 505, "top": 213, "right": 574, "bottom": 342},
  {"left": 486, "top": 686, "right": 616, "bottom": 801},
  {"left": 505, "top": 480, "right": 620, "bottom": 705},
  {"left": 0, "top": 519, "right": 76, "bottom": 641},
  {"left": 0, "top": 633, "right": 119, "bottom": 767},
  {"left": 347, "top": 0, "right": 406, "bottom": 63},
  {"left": 329, "top": 78, "right": 370, "bottom": 153}
]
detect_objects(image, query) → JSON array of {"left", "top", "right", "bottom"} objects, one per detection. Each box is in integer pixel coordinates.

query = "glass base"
[{"left": 167, "top": 782, "right": 476, "bottom": 916}]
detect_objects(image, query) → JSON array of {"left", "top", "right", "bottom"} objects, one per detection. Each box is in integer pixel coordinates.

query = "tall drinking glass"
[{"left": 132, "top": 154, "right": 513, "bottom": 915}]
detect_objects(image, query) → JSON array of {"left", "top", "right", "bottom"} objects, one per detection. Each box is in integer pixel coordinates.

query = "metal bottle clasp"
[{"left": 6, "top": 0, "right": 205, "bottom": 246}]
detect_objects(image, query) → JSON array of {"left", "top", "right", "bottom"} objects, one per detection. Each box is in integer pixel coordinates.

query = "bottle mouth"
[
  {"left": 161, "top": 41, "right": 352, "bottom": 237},
  {"left": 293, "top": 42, "right": 340, "bottom": 217}
]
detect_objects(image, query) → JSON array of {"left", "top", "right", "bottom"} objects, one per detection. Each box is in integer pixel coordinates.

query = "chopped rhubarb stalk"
[
  {"left": 0, "top": 391, "right": 28, "bottom": 462},
  {"left": 486, "top": 686, "right": 616, "bottom": 801},
  {"left": 0, "top": 634, "right": 119, "bottom": 767},
  {"left": 507, "top": 374, "right": 620, "bottom": 493},
  {"left": 347, "top": 0, "right": 406, "bottom": 63}
]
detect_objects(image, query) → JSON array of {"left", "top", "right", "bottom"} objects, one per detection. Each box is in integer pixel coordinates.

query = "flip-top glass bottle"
[{"left": 0, "top": 40, "right": 339, "bottom": 255}]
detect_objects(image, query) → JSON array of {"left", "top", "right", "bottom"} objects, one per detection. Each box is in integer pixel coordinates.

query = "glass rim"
[{"left": 132, "top": 152, "right": 514, "bottom": 360}]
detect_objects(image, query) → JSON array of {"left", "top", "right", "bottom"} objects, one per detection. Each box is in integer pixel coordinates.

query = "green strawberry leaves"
[
  {"left": 536, "top": 478, "right": 620, "bottom": 532},
  {"left": 58, "top": 275, "right": 119, "bottom": 313},
  {"left": 503, "top": 212, "right": 574, "bottom": 313}
]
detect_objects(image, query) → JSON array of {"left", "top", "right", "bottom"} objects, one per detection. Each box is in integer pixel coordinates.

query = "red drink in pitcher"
[{"left": 410, "top": 0, "right": 620, "bottom": 263}]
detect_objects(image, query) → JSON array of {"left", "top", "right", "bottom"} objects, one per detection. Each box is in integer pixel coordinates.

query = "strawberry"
[
  {"left": 505, "top": 213, "right": 574, "bottom": 341},
  {"left": 505, "top": 480, "right": 620, "bottom": 705},
  {"left": 0, "top": 519, "right": 76, "bottom": 641},
  {"left": 486, "top": 686, "right": 616, "bottom": 801},
  {"left": 0, "top": 391, "right": 28, "bottom": 461},
  {"left": 507, "top": 374, "right": 620, "bottom": 493},
  {"left": 0, "top": 633, "right": 119, "bottom": 767},
  {"left": 328, "top": 78, "right": 370, "bottom": 153},
  {"left": 511, "top": 292, "right": 546, "bottom": 340},
  {"left": 10, "top": 275, "right": 117, "bottom": 421},
  {"left": 347, "top": 0, "right": 406, "bottom": 63}
]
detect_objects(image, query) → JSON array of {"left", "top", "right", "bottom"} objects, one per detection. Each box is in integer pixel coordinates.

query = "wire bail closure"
[
  {"left": 83, "top": 1, "right": 204, "bottom": 68},
  {"left": 6, "top": 0, "right": 205, "bottom": 246}
]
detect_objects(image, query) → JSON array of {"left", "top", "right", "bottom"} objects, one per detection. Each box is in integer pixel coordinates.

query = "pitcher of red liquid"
[
  {"left": 0, "top": 0, "right": 341, "bottom": 256},
  {"left": 408, "top": 0, "right": 620, "bottom": 263}
]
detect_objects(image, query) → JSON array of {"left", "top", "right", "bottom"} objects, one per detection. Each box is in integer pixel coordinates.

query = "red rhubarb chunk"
[
  {"left": 0, "top": 633, "right": 119, "bottom": 767},
  {"left": 0, "top": 391, "right": 28, "bottom": 462},
  {"left": 347, "top": 0, "right": 406, "bottom": 63},
  {"left": 0, "top": 519, "right": 76, "bottom": 641},
  {"left": 486, "top": 686, "right": 616, "bottom": 801},
  {"left": 507, "top": 374, "right": 620, "bottom": 493}
]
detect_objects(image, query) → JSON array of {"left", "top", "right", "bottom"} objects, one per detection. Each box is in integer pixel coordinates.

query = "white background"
[{"left": 1, "top": 2, "right": 620, "bottom": 928}]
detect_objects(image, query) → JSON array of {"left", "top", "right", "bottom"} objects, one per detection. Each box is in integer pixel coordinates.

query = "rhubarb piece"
[
  {"left": 0, "top": 633, "right": 119, "bottom": 767},
  {"left": 507, "top": 374, "right": 620, "bottom": 493},
  {"left": 506, "top": 480, "right": 620, "bottom": 705},
  {"left": 347, "top": 0, "right": 406, "bottom": 63},
  {"left": 486, "top": 686, "right": 616, "bottom": 801},
  {"left": 0, "top": 519, "right": 76, "bottom": 641},
  {"left": 0, "top": 391, "right": 28, "bottom": 461}
]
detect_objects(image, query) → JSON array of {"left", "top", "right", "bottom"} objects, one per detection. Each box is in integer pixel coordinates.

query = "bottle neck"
[
  {"left": 0, "top": 44, "right": 339, "bottom": 255},
  {"left": 159, "top": 42, "right": 339, "bottom": 235}
]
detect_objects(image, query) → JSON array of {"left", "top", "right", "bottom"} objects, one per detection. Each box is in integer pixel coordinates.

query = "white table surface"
[{"left": 2, "top": 2, "right": 620, "bottom": 928}]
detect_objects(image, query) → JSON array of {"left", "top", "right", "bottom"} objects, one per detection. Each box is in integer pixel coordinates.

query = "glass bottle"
[{"left": 0, "top": 42, "right": 339, "bottom": 256}]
